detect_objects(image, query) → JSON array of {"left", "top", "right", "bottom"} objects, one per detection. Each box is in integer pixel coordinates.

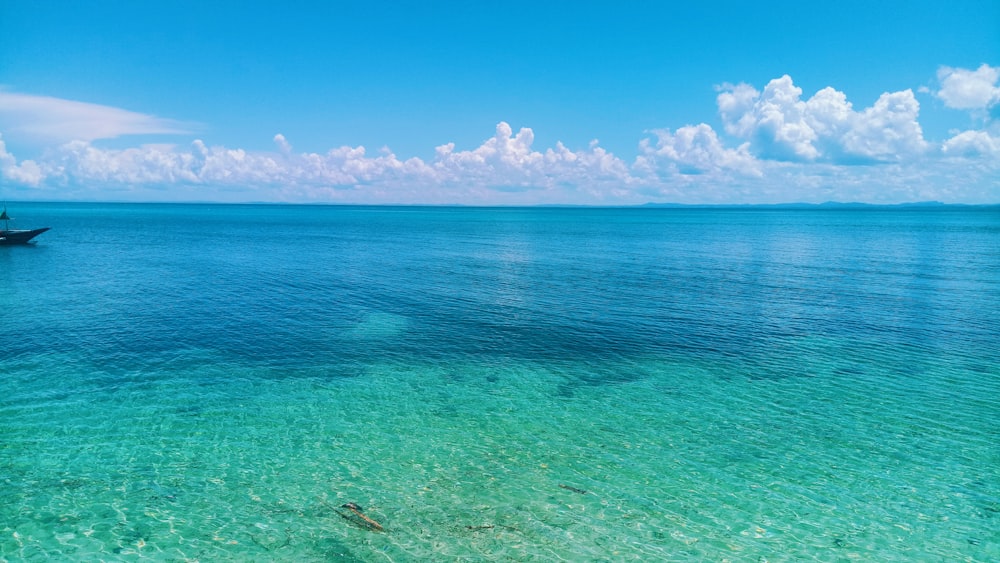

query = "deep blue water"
[
  {"left": 2, "top": 203, "right": 998, "bottom": 560},
  {"left": 7, "top": 204, "right": 997, "bottom": 375}
]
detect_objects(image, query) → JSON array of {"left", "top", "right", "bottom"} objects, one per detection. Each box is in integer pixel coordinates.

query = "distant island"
[{"left": 638, "top": 201, "right": 998, "bottom": 209}]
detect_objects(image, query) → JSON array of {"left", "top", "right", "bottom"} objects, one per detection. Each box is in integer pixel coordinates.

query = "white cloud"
[
  {"left": 935, "top": 64, "right": 1000, "bottom": 110},
  {"left": 12, "top": 122, "right": 640, "bottom": 204},
  {"left": 841, "top": 90, "right": 927, "bottom": 160},
  {"left": 431, "top": 122, "right": 634, "bottom": 195},
  {"left": 1, "top": 69, "right": 998, "bottom": 204},
  {"left": 752, "top": 76, "right": 820, "bottom": 160},
  {"left": 0, "top": 133, "right": 44, "bottom": 185},
  {"left": 717, "top": 82, "right": 761, "bottom": 138},
  {"left": 717, "top": 76, "right": 927, "bottom": 162},
  {"left": 942, "top": 130, "right": 1000, "bottom": 158},
  {"left": 273, "top": 133, "right": 292, "bottom": 155},
  {"left": 0, "top": 90, "right": 193, "bottom": 144},
  {"left": 636, "top": 123, "right": 760, "bottom": 176}
]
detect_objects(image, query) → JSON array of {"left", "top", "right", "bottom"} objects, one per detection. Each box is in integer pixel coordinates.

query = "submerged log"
[
  {"left": 558, "top": 484, "right": 588, "bottom": 495},
  {"left": 335, "top": 502, "right": 384, "bottom": 532}
]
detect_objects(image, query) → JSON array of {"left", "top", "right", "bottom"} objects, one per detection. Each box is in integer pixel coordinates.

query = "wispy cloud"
[{"left": 0, "top": 90, "right": 194, "bottom": 144}]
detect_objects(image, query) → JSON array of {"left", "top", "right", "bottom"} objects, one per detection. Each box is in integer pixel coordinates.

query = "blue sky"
[{"left": 1, "top": 1, "right": 998, "bottom": 204}]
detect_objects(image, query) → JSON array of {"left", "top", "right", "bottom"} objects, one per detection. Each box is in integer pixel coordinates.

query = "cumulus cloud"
[
  {"left": 273, "top": 133, "right": 292, "bottom": 155},
  {"left": 842, "top": 90, "right": 928, "bottom": 160},
  {"left": 636, "top": 123, "right": 760, "bottom": 176},
  {"left": 942, "top": 130, "right": 1000, "bottom": 158},
  {"left": 8, "top": 122, "right": 642, "bottom": 203},
  {"left": 717, "top": 75, "right": 927, "bottom": 163},
  {"left": 935, "top": 64, "right": 1000, "bottom": 110},
  {"left": 432, "top": 122, "right": 633, "bottom": 195},
  {"left": 0, "top": 90, "right": 193, "bottom": 144},
  {"left": 2, "top": 69, "right": 998, "bottom": 204},
  {"left": 0, "top": 133, "right": 43, "bottom": 185}
]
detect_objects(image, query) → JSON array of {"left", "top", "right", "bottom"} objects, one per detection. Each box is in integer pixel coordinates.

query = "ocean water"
[{"left": 1, "top": 202, "right": 998, "bottom": 562}]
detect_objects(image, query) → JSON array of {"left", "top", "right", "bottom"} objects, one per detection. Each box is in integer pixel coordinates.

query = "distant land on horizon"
[{"left": 638, "top": 201, "right": 1000, "bottom": 209}]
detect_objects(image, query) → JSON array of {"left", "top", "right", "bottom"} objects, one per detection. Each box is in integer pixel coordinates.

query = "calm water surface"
[{"left": 1, "top": 203, "right": 998, "bottom": 561}]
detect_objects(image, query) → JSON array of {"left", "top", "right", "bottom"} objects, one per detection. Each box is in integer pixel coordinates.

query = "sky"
[{"left": 1, "top": 1, "right": 998, "bottom": 205}]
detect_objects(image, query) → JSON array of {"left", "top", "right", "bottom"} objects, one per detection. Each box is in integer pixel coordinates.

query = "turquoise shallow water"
[{"left": 1, "top": 204, "right": 998, "bottom": 561}]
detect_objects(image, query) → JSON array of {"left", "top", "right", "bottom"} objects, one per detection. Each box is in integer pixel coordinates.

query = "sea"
[{"left": 1, "top": 202, "right": 997, "bottom": 562}]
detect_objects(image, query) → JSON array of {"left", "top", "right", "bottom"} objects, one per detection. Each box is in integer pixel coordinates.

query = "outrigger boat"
[{"left": 0, "top": 206, "right": 50, "bottom": 244}]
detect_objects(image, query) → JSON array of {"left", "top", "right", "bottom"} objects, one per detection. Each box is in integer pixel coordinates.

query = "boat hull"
[{"left": 0, "top": 227, "right": 50, "bottom": 244}]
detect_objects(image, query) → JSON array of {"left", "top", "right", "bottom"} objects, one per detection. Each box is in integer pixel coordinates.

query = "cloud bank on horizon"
[{"left": 1, "top": 65, "right": 998, "bottom": 205}]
